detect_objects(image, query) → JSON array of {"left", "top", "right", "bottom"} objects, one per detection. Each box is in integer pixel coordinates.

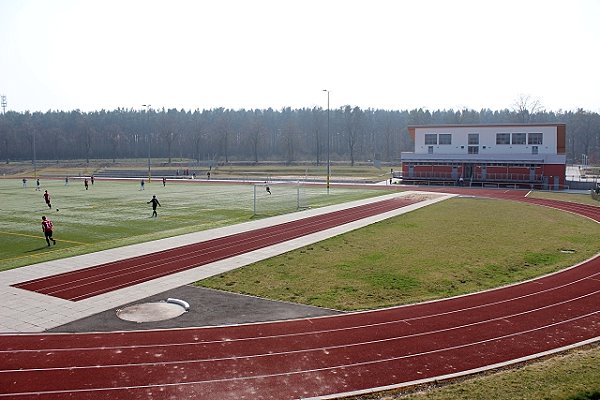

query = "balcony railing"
[{"left": 396, "top": 171, "right": 544, "bottom": 182}]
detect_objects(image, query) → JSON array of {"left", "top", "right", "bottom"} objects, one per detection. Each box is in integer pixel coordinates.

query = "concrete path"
[{"left": 0, "top": 191, "right": 454, "bottom": 333}]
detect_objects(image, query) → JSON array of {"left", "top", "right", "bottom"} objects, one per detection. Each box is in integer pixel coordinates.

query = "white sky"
[{"left": 0, "top": 0, "right": 599, "bottom": 113}]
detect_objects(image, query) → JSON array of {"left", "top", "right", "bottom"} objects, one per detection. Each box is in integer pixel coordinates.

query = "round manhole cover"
[{"left": 117, "top": 302, "right": 187, "bottom": 323}]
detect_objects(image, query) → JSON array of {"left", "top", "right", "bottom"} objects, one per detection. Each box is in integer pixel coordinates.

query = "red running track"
[
  {"left": 1, "top": 189, "right": 599, "bottom": 399},
  {"left": 411, "top": 186, "right": 600, "bottom": 222},
  {"left": 12, "top": 197, "right": 421, "bottom": 301}
]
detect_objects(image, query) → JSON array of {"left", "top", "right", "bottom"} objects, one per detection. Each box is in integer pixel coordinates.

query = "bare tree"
[
  {"left": 249, "top": 111, "right": 263, "bottom": 163},
  {"left": 192, "top": 109, "right": 205, "bottom": 163},
  {"left": 281, "top": 108, "right": 297, "bottom": 165},
  {"left": 0, "top": 113, "right": 12, "bottom": 163},
  {"left": 512, "top": 94, "right": 544, "bottom": 123},
  {"left": 310, "top": 107, "right": 323, "bottom": 165},
  {"left": 343, "top": 105, "right": 362, "bottom": 166}
]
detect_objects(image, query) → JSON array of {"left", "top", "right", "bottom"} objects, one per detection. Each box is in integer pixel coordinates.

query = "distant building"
[{"left": 399, "top": 123, "right": 566, "bottom": 190}]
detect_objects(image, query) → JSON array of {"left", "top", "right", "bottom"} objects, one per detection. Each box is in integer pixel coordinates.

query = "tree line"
[{"left": 0, "top": 105, "right": 598, "bottom": 166}]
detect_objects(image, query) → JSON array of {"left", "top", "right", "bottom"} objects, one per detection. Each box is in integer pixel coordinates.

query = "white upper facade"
[{"left": 412, "top": 124, "right": 561, "bottom": 156}]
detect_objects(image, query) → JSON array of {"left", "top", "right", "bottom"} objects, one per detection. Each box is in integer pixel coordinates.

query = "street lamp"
[
  {"left": 142, "top": 104, "right": 151, "bottom": 182},
  {"left": 32, "top": 125, "right": 37, "bottom": 179},
  {"left": 322, "top": 89, "right": 330, "bottom": 193}
]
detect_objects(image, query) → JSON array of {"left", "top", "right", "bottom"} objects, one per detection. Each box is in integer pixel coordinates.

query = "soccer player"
[
  {"left": 162, "top": 177, "right": 166, "bottom": 187},
  {"left": 36, "top": 178, "right": 41, "bottom": 191},
  {"left": 147, "top": 195, "right": 161, "bottom": 217},
  {"left": 266, "top": 185, "right": 271, "bottom": 195},
  {"left": 84, "top": 178, "right": 89, "bottom": 190},
  {"left": 43, "top": 190, "right": 52, "bottom": 209},
  {"left": 140, "top": 179, "right": 145, "bottom": 190},
  {"left": 41, "top": 216, "right": 56, "bottom": 246}
]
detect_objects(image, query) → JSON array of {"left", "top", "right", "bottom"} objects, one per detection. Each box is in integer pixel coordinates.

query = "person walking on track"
[
  {"left": 147, "top": 195, "right": 161, "bottom": 217},
  {"left": 41, "top": 216, "right": 56, "bottom": 246}
]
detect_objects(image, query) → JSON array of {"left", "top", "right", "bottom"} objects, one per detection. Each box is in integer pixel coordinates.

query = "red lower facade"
[{"left": 400, "top": 162, "right": 566, "bottom": 189}]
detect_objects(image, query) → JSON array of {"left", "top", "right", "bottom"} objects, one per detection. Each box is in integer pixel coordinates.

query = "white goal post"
[{"left": 253, "top": 181, "right": 307, "bottom": 216}]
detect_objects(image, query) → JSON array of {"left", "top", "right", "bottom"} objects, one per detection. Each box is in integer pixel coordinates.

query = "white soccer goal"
[{"left": 253, "top": 181, "right": 308, "bottom": 216}]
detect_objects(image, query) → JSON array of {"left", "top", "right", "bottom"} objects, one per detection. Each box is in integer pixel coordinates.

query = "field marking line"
[{"left": 0, "top": 230, "right": 87, "bottom": 245}]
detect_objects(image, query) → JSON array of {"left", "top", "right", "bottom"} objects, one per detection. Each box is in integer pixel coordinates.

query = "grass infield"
[
  {"left": 198, "top": 196, "right": 600, "bottom": 310},
  {"left": 0, "top": 178, "right": 386, "bottom": 271}
]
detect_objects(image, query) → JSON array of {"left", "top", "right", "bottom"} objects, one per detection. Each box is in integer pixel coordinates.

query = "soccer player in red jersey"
[
  {"left": 41, "top": 216, "right": 56, "bottom": 246},
  {"left": 43, "top": 190, "right": 52, "bottom": 209}
]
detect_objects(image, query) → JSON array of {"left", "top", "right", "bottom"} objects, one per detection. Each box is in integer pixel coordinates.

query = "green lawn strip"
[
  {"left": 352, "top": 346, "right": 600, "bottom": 400},
  {"left": 0, "top": 179, "right": 385, "bottom": 271},
  {"left": 0, "top": 161, "right": 399, "bottom": 181},
  {"left": 529, "top": 190, "right": 600, "bottom": 206},
  {"left": 210, "top": 164, "right": 398, "bottom": 180},
  {"left": 197, "top": 197, "right": 600, "bottom": 310}
]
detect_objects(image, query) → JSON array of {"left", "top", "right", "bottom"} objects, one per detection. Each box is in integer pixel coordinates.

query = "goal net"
[{"left": 253, "top": 181, "right": 308, "bottom": 216}]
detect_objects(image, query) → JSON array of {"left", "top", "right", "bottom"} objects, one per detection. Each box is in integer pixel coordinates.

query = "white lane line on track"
[
  {"left": 4, "top": 270, "right": 597, "bottom": 353},
  {"left": 3, "top": 290, "right": 598, "bottom": 373},
  {"left": 2, "top": 312, "right": 598, "bottom": 398},
  {"left": 523, "top": 199, "right": 600, "bottom": 223}
]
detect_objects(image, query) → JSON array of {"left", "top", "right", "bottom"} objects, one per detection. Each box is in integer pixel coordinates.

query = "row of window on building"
[
  {"left": 407, "top": 162, "right": 542, "bottom": 167},
  {"left": 424, "top": 133, "right": 543, "bottom": 146},
  {"left": 427, "top": 145, "right": 539, "bottom": 155}
]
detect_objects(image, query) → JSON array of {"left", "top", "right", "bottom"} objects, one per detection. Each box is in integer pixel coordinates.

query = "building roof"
[{"left": 407, "top": 123, "right": 566, "bottom": 129}]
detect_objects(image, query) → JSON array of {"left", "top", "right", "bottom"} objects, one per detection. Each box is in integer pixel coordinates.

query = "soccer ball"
[{"left": 56, "top": 209, "right": 59, "bottom": 212}]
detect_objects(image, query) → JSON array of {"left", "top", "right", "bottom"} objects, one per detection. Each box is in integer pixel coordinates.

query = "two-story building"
[{"left": 399, "top": 123, "right": 566, "bottom": 190}]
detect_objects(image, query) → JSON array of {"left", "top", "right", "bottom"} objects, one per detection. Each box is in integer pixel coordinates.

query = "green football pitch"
[{"left": 0, "top": 178, "right": 389, "bottom": 271}]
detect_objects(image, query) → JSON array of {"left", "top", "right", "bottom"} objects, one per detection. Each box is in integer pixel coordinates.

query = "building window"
[
  {"left": 425, "top": 134, "right": 437, "bottom": 145},
  {"left": 428, "top": 146, "right": 434, "bottom": 154},
  {"left": 496, "top": 133, "right": 510, "bottom": 145},
  {"left": 528, "top": 132, "right": 543, "bottom": 145},
  {"left": 468, "top": 133, "right": 479, "bottom": 145},
  {"left": 512, "top": 133, "right": 526, "bottom": 145},
  {"left": 468, "top": 146, "right": 479, "bottom": 154},
  {"left": 438, "top": 133, "right": 452, "bottom": 145}
]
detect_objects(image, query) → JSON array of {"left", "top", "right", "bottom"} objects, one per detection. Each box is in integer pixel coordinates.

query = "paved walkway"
[{"left": 0, "top": 191, "right": 454, "bottom": 333}]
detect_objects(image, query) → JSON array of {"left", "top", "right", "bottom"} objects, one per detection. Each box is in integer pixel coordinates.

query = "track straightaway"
[{"left": 12, "top": 197, "right": 420, "bottom": 301}]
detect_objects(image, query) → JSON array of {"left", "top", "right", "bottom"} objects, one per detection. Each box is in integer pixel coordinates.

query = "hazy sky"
[{"left": 1, "top": 0, "right": 598, "bottom": 113}]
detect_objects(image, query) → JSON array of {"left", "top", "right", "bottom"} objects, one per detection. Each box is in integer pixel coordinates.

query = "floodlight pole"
[
  {"left": 142, "top": 104, "right": 151, "bottom": 182},
  {"left": 323, "top": 89, "right": 330, "bottom": 194},
  {"left": 32, "top": 126, "right": 37, "bottom": 179}
]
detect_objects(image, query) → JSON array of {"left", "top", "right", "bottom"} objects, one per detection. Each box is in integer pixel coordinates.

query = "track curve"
[{"left": 1, "top": 189, "right": 599, "bottom": 399}]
